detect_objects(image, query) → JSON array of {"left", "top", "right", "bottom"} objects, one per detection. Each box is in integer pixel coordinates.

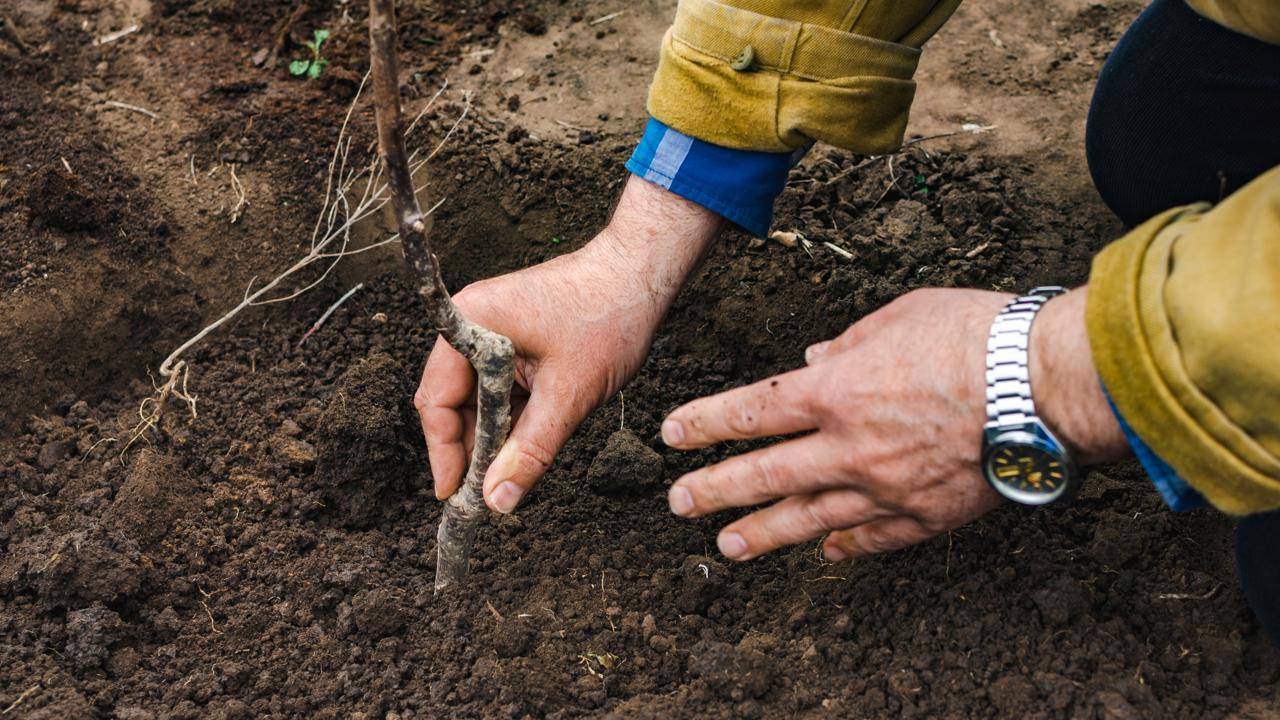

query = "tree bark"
[{"left": 368, "top": 0, "right": 516, "bottom": 592}]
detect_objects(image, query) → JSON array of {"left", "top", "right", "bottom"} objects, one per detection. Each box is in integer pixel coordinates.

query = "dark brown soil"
[{"left": 2, "top": 0, "right": 1278, "bottom": 718}]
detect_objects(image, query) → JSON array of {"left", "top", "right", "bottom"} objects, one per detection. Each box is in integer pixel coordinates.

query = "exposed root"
[
  {"left": 2, "top": 685, "right": 39, "bottom": 715},
  {"left": 227, "top": 163, "right": 248, "bottom": 223},
  {"left": 119, "top": 362, "right": 197, "bottom": 463},
  {"left": 129, "top": 70, "right": 464, "bottom": 460}
]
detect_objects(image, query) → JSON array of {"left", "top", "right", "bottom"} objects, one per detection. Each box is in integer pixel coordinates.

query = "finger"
[
  {"left": 669, "top": 434, "right": 848, "bottom": 517},
  {"left": 821, "top": 298, "right": 910, "bottom": 357},
  {"left": 482, "top": 371, "right": 582, "bottom": 514},
  {"left": 662, "top": 367, "right": 817, "bottom": 449},
  {"left": 804, "top": 341, "right": 832, "bottom": 365},
  {"left": 822, "top": 516, "right": 933, "bottom": 561},
  {"left": 417, "top": 337, "right": 475, "bottom": 500},
  {"left": 715, "top": 490, "right": 889, "bottom": 561},
  {"left": 460, "top": 406, "right": 476, "bottom": 460}
]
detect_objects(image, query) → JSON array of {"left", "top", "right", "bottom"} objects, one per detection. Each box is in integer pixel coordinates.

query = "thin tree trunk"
[{"left": 368, "top": 0, "right": 515, "bottom": 593}]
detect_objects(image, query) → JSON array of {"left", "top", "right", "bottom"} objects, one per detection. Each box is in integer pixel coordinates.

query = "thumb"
[{"left": 482, "top": 378, "right": 581, "bottom": 513}]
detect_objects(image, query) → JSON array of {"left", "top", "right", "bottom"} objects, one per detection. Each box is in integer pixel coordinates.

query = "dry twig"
[
  {"left": 370, "top": 0, "right": 515, "bottom": 593},
  {"left": 94, "top": 23, "right": 140, "bottom": 46},
  {"left": 589, "top": 10, "right": 626, "bottom": 25},
  {"left": 2, "top": 685, "right": 38, "bottom": 715},
  {"left": 297, "top": 282, "right": 363, "bottom": 346},
  {"left": 103, "top": 100, "right": 160, "bottom": 120}
]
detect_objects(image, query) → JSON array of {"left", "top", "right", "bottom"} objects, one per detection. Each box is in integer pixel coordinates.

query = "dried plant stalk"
[{"left": 369, "top": 0, "right": 516, "bottom": 593}]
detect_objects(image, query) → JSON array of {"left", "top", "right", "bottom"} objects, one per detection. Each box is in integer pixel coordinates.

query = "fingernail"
[
  {"left": 489, "top": 481, "right": 524, "bottom": 514},
  {"left": 805, "top": 341, "right": 831, "bottom": 365},
  {"left": 661, "top": 419, "right": 684, "bottom": 446},
  {"left": 718, "top": 531, "right": 747, "bottom": 559},
  {"left": 824, "top": 544, "right": 848, "bottom": 562},
  {"left": 668, "top": 486, "right": 694, "bottom": 516}
]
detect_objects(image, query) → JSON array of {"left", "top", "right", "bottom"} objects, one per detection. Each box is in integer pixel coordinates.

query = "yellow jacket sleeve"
[
  {"left": 1087, "top": 165, "right": 1280, "bottom": 515},
  {"left": 646, "top": 0, "right": 962, "bottom": 154}
]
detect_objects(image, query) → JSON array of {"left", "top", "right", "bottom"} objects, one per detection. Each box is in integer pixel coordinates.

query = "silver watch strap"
[{"left": 985, "top": 286, "right": 1068, "bottom": 428}]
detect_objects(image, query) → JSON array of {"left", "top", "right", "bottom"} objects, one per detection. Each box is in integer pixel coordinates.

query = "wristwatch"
[{"left": 980, "top": 286, "right": 1080, "bottom": 505}]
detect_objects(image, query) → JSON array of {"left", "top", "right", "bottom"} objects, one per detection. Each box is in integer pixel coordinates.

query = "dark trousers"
[{"left": 1085, "top": 0, "right": 1280, "bottom": 643}]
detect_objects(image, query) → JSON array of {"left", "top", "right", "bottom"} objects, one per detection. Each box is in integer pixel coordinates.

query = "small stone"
[
  {"left": 648, "top": 634, "right": 672, "bottom": 653},
  {"left": 578, "top": 130, "right": 596, "bottom": 145},
  {"left": 280, "top": 419, "right": 303, "bottom": 437},
  {"left": 371, "top": 312, "right": 388, "bottom": 325}
]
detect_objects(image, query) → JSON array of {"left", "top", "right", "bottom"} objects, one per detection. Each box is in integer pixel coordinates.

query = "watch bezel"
[{"left": 981, "top": 425, "right": 1078, "bottom": 506}]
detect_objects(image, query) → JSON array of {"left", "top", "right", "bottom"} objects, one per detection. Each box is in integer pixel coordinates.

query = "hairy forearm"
[
  {"left": 1032, "top": 288, "right": 1129, "bottom": 466},
  {"left": 584, "top": 175, "right": 724, "bottom": 312}
]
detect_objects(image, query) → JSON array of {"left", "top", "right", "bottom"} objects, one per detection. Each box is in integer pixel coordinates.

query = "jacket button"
[{"left": 730, "top": 45, "right": 756, "bottom": 71}]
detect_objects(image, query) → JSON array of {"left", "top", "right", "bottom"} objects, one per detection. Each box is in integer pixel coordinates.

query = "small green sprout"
[
  {"left": 913, "top": 173, "right": 929, "bottom": 196},
  {"left": 549, "top": 236, "right": 562, "bottom": 245},
  {"left": 290, "top": 29, "right": 331, "bottom": 80}
]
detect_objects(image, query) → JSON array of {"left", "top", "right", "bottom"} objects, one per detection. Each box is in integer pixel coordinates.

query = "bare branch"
[{"left": 369, "top": 0, "right": 515, "bottom": 593}]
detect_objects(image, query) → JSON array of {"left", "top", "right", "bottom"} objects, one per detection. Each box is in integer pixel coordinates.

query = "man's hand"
[
  {"left": 416, "top": 176, "right": 722, "bottom": 513},
  {"left": 661, "top": 287, "right": 1130, "bottom": 562}
]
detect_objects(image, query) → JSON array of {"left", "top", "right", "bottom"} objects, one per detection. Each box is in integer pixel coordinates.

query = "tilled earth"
[{"left": 2, "top": 0, "right": 1278, "bottom": 718}]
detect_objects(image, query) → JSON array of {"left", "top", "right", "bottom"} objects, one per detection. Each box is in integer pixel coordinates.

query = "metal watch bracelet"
[{"left": 984, "top": 286, "right": 1069, "bottom": 429}]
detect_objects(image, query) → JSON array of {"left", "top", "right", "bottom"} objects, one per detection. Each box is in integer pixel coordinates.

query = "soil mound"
[{"left": 312, "top": 351, "right": 425, "bottom": 528}]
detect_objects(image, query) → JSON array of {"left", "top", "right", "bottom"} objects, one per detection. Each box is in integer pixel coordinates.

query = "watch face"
[{"left": 985, "top": 443, "right": 1070, "bottom": 503}]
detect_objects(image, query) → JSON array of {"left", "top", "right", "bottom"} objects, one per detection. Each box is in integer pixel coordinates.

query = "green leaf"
[
  {"left": 313, "top": 29, "right": 329, "bottom": 46},
  {"left": 289, "top": 59, "right": 310, "bottom": 76},
  {"left": 307, "top": 61, "right": 324, "bottom": 79},
  {"left": 550, "top": 236, "right": 561, "bottom": 245}
]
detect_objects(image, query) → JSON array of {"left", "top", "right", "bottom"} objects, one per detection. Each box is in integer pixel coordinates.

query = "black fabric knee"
[
  {"left": 1237, "top": 511, "right": 1280, "bottom": 645},
  {"left": 1085, "top": 0, "right": 1280, "bottom": 227},
  {"left": 1088, "top": 0, "right": 1280, "bottom": 643}
]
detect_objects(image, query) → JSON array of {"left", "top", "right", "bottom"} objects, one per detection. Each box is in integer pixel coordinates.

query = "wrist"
[
  {"left": 583, "top": 175, "right": 723, "bottom": 308},
  {"left": 1029, "top": 288, "right": 1130, "bottom": 465}
]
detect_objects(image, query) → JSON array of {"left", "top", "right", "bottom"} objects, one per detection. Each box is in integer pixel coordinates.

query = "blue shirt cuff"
[
  {"left": 1105, "top": 392, "right": 1207, "bottom": 512},
  {"left": 625, "top": 117, "right": 797, "bottom": 237}
]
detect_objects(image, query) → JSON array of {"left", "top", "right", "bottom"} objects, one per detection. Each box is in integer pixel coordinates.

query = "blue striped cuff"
[
  {"left": 1106, "top": 393, "right": 1206, "bottom": 512},
  {"left": 625, "top": 118, "right": 796, "bottom": 237}
]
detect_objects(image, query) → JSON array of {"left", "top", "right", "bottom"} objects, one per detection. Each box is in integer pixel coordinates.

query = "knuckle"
[
  {"left": 752, "top": 454, "right": 782, "bottom": 497},
  {"left": 752, "top": 519, "right": 786, "bottom": 555},
  {"left": 421, "top": 408, "right": 452, "bottom": 437},
  {"left": 725, "top": 398, "right": 760, "bottom": 437},
  {"left": 699, "top": 472, "right": 728, "bottom": 510},
  {"left": 800, "top": 497, "right": 837, "bottom": 533},
  {"left": 859, "top": 526, "right": 894, "bottom": 554},
  {"left": 516, "top": 439, "right": 555, "bottom": 474}
]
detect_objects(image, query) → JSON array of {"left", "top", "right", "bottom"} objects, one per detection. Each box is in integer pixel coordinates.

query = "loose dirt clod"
[
  {"left": 312, "top": 352, "right": 422, "bottom": 528},
  {"left": 65, "top": 603, "right": 124, "bottom": 671},
  {"left": 102, "top": 450, "right": 197, "bottom": 547},
  {"left": 25, "top": 165, "right": 102, "bottom": 232},
  {"left": 586, "top": 428, "right": 663, "bottom": 495}
]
